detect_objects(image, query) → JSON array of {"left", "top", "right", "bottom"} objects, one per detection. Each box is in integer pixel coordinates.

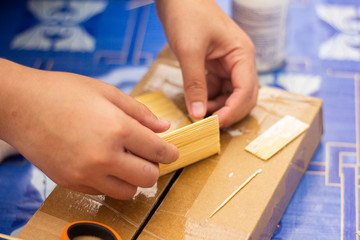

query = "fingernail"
[
  {"left": 191, "top": 102, "right": 205, "bottom": 119},
  {"left": 158, "top": 117, "right": 170, "bottom": 125}
]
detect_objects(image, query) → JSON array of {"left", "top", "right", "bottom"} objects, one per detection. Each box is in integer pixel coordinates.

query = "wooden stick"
[
  {"left": 0, "top": 233, "right": 23, "bottom": 240},
  {"left": 136, "top": 91, "right": 220, "bottom": 175},
  {"left": 159, "top": 115, "right": 220, "bottom": 175},
  {"left": 209, "top": 168, "right": 262, "bottom": 218}
]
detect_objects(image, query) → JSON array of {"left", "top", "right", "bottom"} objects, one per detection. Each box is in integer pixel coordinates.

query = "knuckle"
[
  {"left": 139, "top": 164, "right": 160, "bottom": 188},
  {"left": 153, "top": 142, "right": 178, "bottom": 164},
  {"left": 87, "top": 149, "right": 109, "bottom": 166},
  {"left": 138, "top": 102, "right": 151, "bottom": 116},
  {"left": 113, "top": 122, "right": 131, "bottom": 140},
  {"left": 172, "top": 38, "right": 195, "bottom": 57},
  {"left": 155, "top": 144, "right": 167, "bottom": 162},
  {"left": 238, "top": 30, "right": 255, "bottom": 53},
  {"left": 69, "top": 170, "right": 87, "bottom": 183},
  {"left": 137, "top": 103, "right": 155, "bottom": 125},
  {"left": 80, "top": 148, "right": 112, "bottom": 171},
  {"left": 172, "top": 146, "right": 180, "bottom": 162},
  {"left": 184, "top": 78, "right": 207, "bottom": 94},
  {"left": 56, "top": 178, "right": 69, "bottom": 188},
  {"left": 246, "top": 39, "right": 256, "bottom": 55},
  {"left": 142, "top": 165, "right": 160, "bottom": 188}
]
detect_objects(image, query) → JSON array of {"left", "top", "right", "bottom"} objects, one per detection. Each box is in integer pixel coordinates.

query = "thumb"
[{"left": 178, "top": 53, "right": 208, "bottom": 120}]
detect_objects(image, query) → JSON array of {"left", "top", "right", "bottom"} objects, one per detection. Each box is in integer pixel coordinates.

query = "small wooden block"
[
  {"left": 245, "top": 115, "right": 309, "bottom": 160},
  {"left": 136, "top": 91, "right": 220, "bottom": 175},
  {"left": 159, "top": 115, "right": 220, "bottom": 175}
]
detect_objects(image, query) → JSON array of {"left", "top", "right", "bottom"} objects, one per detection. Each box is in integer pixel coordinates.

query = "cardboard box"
[{"left": 19, "top": 47, "right": 323, "bottom": 239}]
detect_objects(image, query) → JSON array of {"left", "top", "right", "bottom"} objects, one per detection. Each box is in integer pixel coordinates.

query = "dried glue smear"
[
  {"left": 232, "top": 0, "right": 290, "bottom": 72},
  {"left": 133, "top": 182, "right": 158, "bottom": 199},
  {"left": 226, "top": 128, "right": 243, "bottom": 137},
  {"left": 185, "top": 218, "right": 249, "bottom": 240}
]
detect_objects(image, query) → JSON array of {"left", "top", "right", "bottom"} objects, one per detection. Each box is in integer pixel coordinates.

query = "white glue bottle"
[{"left": 232, "top": 0, "right": 290, "bottom": 72}]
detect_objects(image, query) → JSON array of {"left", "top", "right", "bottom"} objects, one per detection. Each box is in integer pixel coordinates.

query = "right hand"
[
  {"left": 155, "top": 0, "right": 258, "bottom": 128},
  {"left": 0, "top": 59, "right": 179, "bottom": 200}
]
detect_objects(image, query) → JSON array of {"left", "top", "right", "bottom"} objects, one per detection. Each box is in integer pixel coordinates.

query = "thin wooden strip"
[
  {"left": 209, "top": 168, "right": 263, "bottom": 218},
  {"left": 245, "top": 115, "right": 309, "bottom": 160},
  {"left": 0, "top": 233, "right": 23, "bottom": 240},
  {"left": 159, "top": 121, "right": 217, "bottom": 145},
  {"left": 161, "top": 134, "right": 219, "bottom": 167},
  {"left": 159, "top": 115, "right": 220, "bottom": 175},
  {"left": 135, "top": 91, "right": 220, "bottom": 175},
  {"left": 136, "top": 91, "right": 190, "bottom": 131}
]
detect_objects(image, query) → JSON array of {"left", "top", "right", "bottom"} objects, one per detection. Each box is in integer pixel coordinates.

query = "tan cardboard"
[
  {"left": 137, "top": 87, "right": 323, "bottom": 240},
  {"left": 19, "top": 47, "right": 323, "bottom": 239}
]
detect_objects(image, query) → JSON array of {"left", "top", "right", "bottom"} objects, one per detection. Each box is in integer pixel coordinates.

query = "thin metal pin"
[{"left": 209, "top": 168, "right": 263, "bottom": 218}]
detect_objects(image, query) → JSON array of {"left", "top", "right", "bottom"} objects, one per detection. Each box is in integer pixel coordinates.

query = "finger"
[
  {"left": 206, "top": 73, "right": 223, "bottom": 99},
  {"left": 105, "top": 87, "right": 171, "bottom": 133},
  {"left": 207, "top": 77, "right": 233, "bottom": 113},
  {"left": 208, "top": 95, "right": 228, "bottom": 113},
  {"left": 110, "top": 151, "right": 160, "bottom": 188},
  {"left": 213, "top": 60, "right": 258, "bottom": 128},
  {"left": 94, "top": 175, "right": 138, "bottom": 200},
  {"left": 223, "top": 79, "right": 234, "bottom": 93},
  {"left": 73, "top": 185, "right": 103, "bottom": 196},
  {"left": 121, "top": 114, "right": 179, "bottom": 164},
  {"left": 206, "top": 59, "right": 229, "bottom": 79},
  {"left": 58, "top": 178, "right": 103, "bottom": 195},
  {"left": 178, "top": 49, "right": 208, "bottom": 120}
]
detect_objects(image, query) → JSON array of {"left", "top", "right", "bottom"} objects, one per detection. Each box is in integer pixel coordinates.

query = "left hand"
[{"left": 155, "top": 0, "right": 258, "bottom": 128}]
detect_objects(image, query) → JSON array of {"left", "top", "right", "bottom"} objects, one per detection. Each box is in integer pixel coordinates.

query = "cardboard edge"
[{"left": 253, "top": 99, "right": 323, "bottom": 239}]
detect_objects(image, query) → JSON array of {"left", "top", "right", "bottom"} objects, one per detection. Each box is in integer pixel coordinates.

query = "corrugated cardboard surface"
[{"left": 19, "top": 47, "right": 323, "bottom": 239}]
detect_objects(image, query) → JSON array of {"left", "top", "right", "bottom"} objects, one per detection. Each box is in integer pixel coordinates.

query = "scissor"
[{"left": 62, "top": 220, "right": 122, "bottom": 240}]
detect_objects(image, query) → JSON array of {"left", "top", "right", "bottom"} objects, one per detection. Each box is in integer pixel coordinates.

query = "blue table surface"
[{"left": 0, "top": 0, "right": 360, "bottom": 239}]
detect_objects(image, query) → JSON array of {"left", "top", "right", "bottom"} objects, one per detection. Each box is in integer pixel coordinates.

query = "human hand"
[
  {"left": 155, "top": 0, "right": 258, "bottom": 128},
  {"left": 0, "top": 59, "right": 179, "bottom": 200}
]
